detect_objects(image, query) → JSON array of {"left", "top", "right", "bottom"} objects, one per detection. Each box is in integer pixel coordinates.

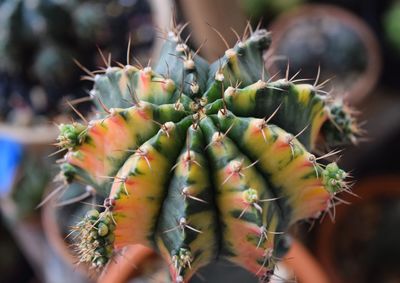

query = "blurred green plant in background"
[
  {"left": 241, "top": 0, "right": 305, "bottom": 20},
  {"left": 384, "top": 0, "right": 400, "bottom": 53},
  {"left": 0, "top": 0, "right": 154, "bottom": 123}
]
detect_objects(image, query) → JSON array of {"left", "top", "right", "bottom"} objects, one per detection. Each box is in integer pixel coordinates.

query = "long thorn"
[
  {"left": 243, "top": 21, "right": 251, "bottom": 40},
  {"left": 178, "top": 22, "right": 190, "bottom": 38},
  {"left": 294, "top": 124, "right": 310, "bottom": 139},
  {"left": 67, "top": 96, "right": 93, "bottom": 106},
  {"left": 314, "top": 65, "right": 321, "bottom": 87},
  {"left": 266, "top": 72, "right": 280, "bottom": 84},
  {"left": 289, "top": 69, "right": 302, "bottom": 82},
  {"left": 36, "top": 185, "right": 66, "bottom": 208},
  {"left": 97, "top": 46, "right": 109, "bottom": 68},
  {"left": 238, "top": 205, "right": 249, "bottom": 219},
  {"left": 66, "top": 100, "right": 88, "bottom": 124},
  {"left": 230, "top": 27, "right": 241, "bottom": 43},
  {"left": 206, "top": 22, "right": 230, "bottom": 50},
  {"left": 127, "top": 36, "right": 132, "bottom": 65},
  {"left": 48, "top": 147, "right": 67, "bottom": 157},
  {"left": 285, "top": 60, "right": 290, "bottom": 81},
  {"left": 221, "top": 172, "right": 234, "bottom": 186},
  {"left": 316, "top": 149, "right": 343, "bottom": 161},
  {"left": 265, "top": 103, "right": 282, "bottom": 124},
  {"left": 55, "top": 191, "right": 92, "bottom": 207},
  {"left": 73, "top": 59, "right": 95, "bottom": 77},
  {"left": 193, "top": 39, "right": 208, "bottom": 58},
  {"left": 96, "top": 96, "right": 111, "bottom": 114},
  {"left": 133, "top": 57, "right": 144, "bottom": 69},
  {"left": 259, "top": 197, "right": 281, "bottom": 202},
  {"left": 243, "top": 159, "right": 259, "bottom": 170},
  {"left": 316, "top": 76, "right": 335, "bottom": 90}
]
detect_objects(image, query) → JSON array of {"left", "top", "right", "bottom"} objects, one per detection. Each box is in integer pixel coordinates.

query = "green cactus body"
[
  {"left": 217, "top": 80, "right": 328, "bottom": 149},
  {"left": 156, "top": 125, "right": 219, "bottom": 281},
  {"left": 57, "top": 26, "right": 358, "bottom": 282},
  {"left": 214, "top": 112, "right": 330, "bottom": 224},
  {"left": 110, "top": 118, "right": 191, "bottom": 247},
  {"left": 200, "top": 116, "right": 281, "bottom": 275},
  {"left": 61, "top": 103, "right": 186, "bottom": 192}
]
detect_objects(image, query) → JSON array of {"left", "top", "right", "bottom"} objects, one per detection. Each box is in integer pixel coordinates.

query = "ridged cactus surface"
[{"left": 56, "top": 25, "right": 358, "bottom": 282}]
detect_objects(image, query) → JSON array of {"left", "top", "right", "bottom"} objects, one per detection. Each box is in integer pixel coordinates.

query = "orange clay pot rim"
[
  {"left": 97, "top": 245, "right": 157, "bottom": 283},
  {"left": 316, "top": 175, "right": 400, "bottom": 283},
  {"left": 266, "top": 4, "right": 382, "bottom": 106},
  {"left": 285, "top": 239, "right": 330, "bottom": 283},
  {"left": 0, "top": 123, "right": 58, "bottom": 146}
]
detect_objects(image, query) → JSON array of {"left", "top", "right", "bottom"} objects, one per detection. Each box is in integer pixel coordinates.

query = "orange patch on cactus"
[
  {"left": 224, "top": 218, "right": 273, "bottom": 274},
  {"left": 136, "top": 108, "right": 151, "bottom": 120},
  {"left": 291, "top": 185, "right": 330, "bottom": 221}
]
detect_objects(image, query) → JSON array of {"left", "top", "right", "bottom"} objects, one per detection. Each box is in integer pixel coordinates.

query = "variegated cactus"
[{"left": 54, "top": 24, "right": 358, "bottom": 282}]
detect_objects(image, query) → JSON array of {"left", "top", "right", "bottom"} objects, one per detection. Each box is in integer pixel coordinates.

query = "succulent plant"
[
  {"left": 0, "top": 0, "right": 153, "bottom": 121},
  {"left": 53, "top": 23, "right": 359, "bottom": 282}
]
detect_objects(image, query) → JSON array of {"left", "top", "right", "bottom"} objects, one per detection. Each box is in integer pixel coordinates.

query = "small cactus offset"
[{"left": 54, "top": 23, "right": 359, "bottom": 282}]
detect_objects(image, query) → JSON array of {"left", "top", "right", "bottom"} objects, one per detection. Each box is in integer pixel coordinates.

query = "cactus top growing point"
[{"left": 53, "top": 24, "right": 359, "bottom": 282}]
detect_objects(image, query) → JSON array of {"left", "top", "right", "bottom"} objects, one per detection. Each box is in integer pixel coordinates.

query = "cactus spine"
[{"left": 55, "top": 24, "right": 358, "bottom": 282}]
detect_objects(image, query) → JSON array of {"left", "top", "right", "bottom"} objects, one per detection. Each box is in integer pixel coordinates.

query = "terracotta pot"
[
  {"left": 98, "top": 240, "right": 329, "bottom": 283},
  {"left": 0, "top": 125, "right": 89, "bottom": 282},
  {"left": 267, "top": 4, "right": 381, "bottom": 105},
  {"left": 316, "top": 176, "right": 400, "bottom": 283},
  {"left": 97, "top": 245, "right": 160, "bottom": 283},
  {"left": 0, "top": 124, "right": 58, "bottom": 147},
  {"left": 41, "top": 187, "right": 97, "bottom": 280},
  {"left": 283, "top": 239, "right": 330, "bottom": 283}
]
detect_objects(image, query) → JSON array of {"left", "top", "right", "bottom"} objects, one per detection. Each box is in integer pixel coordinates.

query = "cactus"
[{"left": 53, "top": 24, "right": 359, "bottom": 282}]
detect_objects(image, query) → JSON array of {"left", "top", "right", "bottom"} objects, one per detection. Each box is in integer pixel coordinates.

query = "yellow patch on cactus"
[
  {"left": 310, "top": 103, "right": 329, "bottom": 148},
  {"left": 66, "top": 105, "right": 157, "bottom": 185},
  {"left": 110, "top": 143, "right": 170, "bottom": 247},
  {"left": 243, "top": 119, "right": 329, "bottom": 222},
  {"left": 294, "top": 84, "right": 312, "bottom": 105}
]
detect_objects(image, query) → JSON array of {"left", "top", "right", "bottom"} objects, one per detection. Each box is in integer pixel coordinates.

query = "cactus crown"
[{"left": 53, "top": 23, "right": 358, "bottom": 282}]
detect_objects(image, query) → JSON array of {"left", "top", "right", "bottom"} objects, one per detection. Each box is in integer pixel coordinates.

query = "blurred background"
[{"left": 0, "top": 0, "right": 399, "bottom": 282}]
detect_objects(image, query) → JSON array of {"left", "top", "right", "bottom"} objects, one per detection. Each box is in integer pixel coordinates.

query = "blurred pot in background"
[
  {"left": 267, "top": 5, "right": 381, "bottom": 105},
  {"left": 316, "top": 176, "right": 400, "bottom": 283},
  {"left": 0, "top": 127, "right": 85, "bottom": 283},
  {"left": 42, "top": 182, "right": 100, "bottom": 281},
  {"left": 0, "top": 2, "right": 170, "bottom": 281},
  {"left": 0, "top": 126, "right": 57, "bottom": 223}
]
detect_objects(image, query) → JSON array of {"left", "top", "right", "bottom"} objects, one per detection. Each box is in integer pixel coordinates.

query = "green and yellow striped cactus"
[{"left": 55, "top": 25, "right": 358, "bottom": 282}]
